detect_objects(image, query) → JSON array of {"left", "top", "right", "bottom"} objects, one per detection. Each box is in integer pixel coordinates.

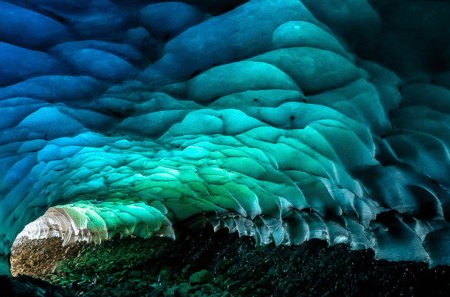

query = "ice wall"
[
  {"left": 1, "top": 0, "right": 450, "bottom": 276},
  {"left": 13, "top": 207, "right": 102, "bottom": 246}
]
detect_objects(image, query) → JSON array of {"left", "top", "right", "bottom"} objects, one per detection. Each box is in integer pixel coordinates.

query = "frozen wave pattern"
[
  {"left": 2, "top": 0, "right": 450, "bottom": 276},
  {"left": 14, "top": 208, "right": 101, "bottom": 247}
]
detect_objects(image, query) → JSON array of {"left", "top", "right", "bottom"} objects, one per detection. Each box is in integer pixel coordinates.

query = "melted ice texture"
[
  {"left": 1, "top": 0, "right": 450, "bottom": 275},
  {"left": 14, "top": 208, "right": 101, "bottom": 246}
]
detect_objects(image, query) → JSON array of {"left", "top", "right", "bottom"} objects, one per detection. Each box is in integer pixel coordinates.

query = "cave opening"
[{"left": 10, "top": 207, "right": 100, "bottom": 278}]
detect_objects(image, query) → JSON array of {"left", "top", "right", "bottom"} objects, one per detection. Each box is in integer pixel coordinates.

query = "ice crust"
[
  {"left": 14, "top": 208, "right": 96, "bottom": 246},
  {"left": 1, "top": 0, "right": 450, "bottom": 276}
]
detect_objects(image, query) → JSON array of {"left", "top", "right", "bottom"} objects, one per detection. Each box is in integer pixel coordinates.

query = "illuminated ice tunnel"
[{"left": 2, "top": 0, "right": 450, "bottom": 276}]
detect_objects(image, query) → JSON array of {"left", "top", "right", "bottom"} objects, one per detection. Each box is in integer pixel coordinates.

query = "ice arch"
[{"left": 1, "top": 0, "right": 450, "bottom": 276}]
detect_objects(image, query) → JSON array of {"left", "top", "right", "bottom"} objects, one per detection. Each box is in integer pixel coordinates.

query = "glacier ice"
[
  {"left": 139, "top": 2, "right": 208, "bottom": 41},
  {"left": 0, "top": 42, "right": 66, "bottom": 87},
  {"left": 0, "top": 1, "right": 72, "bottom": 49},
  {"left": 13, "top": 207, "right": 100, "bottom": 246},
  {"left": 1, "top": 0, "right": 450, "bottom": 276}
]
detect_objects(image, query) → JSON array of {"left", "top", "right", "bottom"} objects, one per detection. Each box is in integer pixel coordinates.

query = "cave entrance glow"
[
  {"left": 10, "top": 207, "right": 102, "bottom": 277},
  {"left": 14, "top": 208, "right": 100, "bottom": 245}
]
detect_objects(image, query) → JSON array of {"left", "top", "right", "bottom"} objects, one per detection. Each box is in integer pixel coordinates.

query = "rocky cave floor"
[{"left": 3, "top": 226, "right": 450, "bottom": 296}]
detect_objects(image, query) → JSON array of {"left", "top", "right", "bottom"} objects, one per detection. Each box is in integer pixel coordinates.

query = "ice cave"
[{"left": 1, "top": 0, "right": 450, "bottom": 294}]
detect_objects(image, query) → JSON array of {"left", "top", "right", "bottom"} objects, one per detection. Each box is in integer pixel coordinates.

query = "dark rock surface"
[
  {"left": 0, "top": 274, "right": 74, "bottom": 297},
  {"left": 6, "top": 226, "right": 450, "bottom": 296}
]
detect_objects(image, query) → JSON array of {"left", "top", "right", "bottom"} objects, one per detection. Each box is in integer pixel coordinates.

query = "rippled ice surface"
[{"left": 14, "top": 208, "right": 99, "bottom": 246}]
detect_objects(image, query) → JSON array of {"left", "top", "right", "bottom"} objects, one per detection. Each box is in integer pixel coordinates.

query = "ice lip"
[{"left": 14, "top": 208, "right": 96, "bottom": 247}]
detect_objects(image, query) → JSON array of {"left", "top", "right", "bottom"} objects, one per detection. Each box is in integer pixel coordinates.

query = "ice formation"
[
  {"left": 1, "top": 0, "right": 450, "bottom": 276},
  {"left": 14, "top": 207, "right": 107, "bottom": 246}
]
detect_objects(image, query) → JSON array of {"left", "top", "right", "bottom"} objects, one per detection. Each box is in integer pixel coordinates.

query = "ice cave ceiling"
[{"left": 1, "top": 0, "right": 450, "bottom": 276}]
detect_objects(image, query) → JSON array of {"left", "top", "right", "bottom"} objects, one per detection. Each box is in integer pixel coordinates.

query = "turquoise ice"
[{"left": 1, "top": 0, "right": 450, "bottom": 275}]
